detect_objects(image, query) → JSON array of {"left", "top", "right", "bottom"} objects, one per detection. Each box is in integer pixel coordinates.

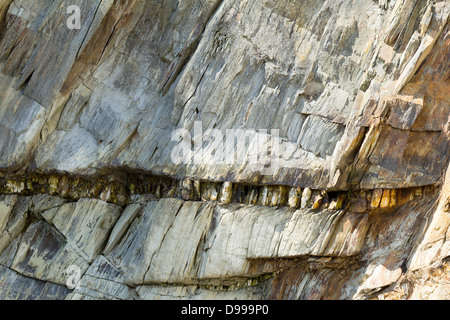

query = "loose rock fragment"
[
  {"left": 414, "top": 187, "right": 423, "bottom": 198},
  {"left": 259, "top": 187, "right": 269, "bottom": 206},
  {"left": 380, "top": 189, "right": 391, "bottom": 208},
  {"left": 390, "top": 189, "right": 397, "bottom": 207},
  {"left": 193, "top": 181, "right": 201, "bottom": 200},
  {"left": 246, "top": 188, "right": 259, "bottom": 205},
  {"left": 312, "top": 197, "right": 323, "bottom": 210},
  {"left": 220, "top": 182, "right": 233, "bottom": 204},
  {"left": 181, "top": 179, "right": 194, "bottom": 201},
  {"left": 371, "top": 189, "right": 383, "bottom": 208},
  {"left": 5, "top": 180, "right": 25, "bottom": 194},
  {"left": 210, "top": 188, "right": 219, "bottom": 201},
  {"left": 336, "top": 194, "right": 346, "bottom": 210},
  {"left": 100, "top": 185, "right": 113, "bottom": 203},
  {"left": 301, "top": 187, "right": 312, "bottom": 209},
  {"left": 288, "top": 187, "right": 301, "bottom": 208},
  {"left": 48, "top": 176, "right": 60, "bottom": 195},
  {"left": 270, "top": 186, "right": 287, "bottom": 207},
  {"left": 311, "top": 191, "right": 324, "bottom": 210}
]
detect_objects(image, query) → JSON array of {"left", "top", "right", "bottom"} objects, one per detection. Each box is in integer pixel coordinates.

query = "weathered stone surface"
[
  {"left": 351, "top": 197, "right": 368, "bottom": 213},
  {"left": 0, "top": 265, "right": 69, "bottom": 300},
  {"left": 7, "top": 220, "right": 89, "bottom": 285},
  {"left": 28, "top": 194, "right": 67, "bottom": 215},
  {"left": 103, "top": 203, "right": 142, "bottom": 255},
  {"left": 0, "top": 196, "right": 28, "bottom": 255},
  {"left": 300, "top": 187, "right": 312, "bottom": 209},
  {"left": 43, "top": 198, "right": 122, "bottom": 261},
  {"left": 103, "top": 197, "right": 369, "bottom": 286},
  {"left": 66, "top": 255, "right": 137, "bottom": 300},
  {"left": 0, "top": 185, "right": 441, "bottom": 300},
  {"left": 106, "top": 199, "right": 182, "bottom": 285},
  {"left": 136, "top": 284, "right": 265, "bottom": 300},
  {"left": 0, "top": 0, "right": 444, "bottom": 190},
  {"left": 371, "top": 189, "right": 383, "bottom": 208},
  {"left": 219, "top": 181, "right": 233, "bottom": 204},
  {"left": 0, "top": 0, "right": 448, "bottom": 301},
  {"left": 380, "top": 189, "right": 391, "bottom": 208},
  {"left": 0, "top": 195, "right": 17, "bottom": 233},
  {"left": 288, "top": 187, "right": 301, "bottom": 209}
]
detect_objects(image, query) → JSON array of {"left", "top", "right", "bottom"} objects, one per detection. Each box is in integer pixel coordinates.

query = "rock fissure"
[{"left": 0, "top": 172, "right": 439, "bottom": 213}]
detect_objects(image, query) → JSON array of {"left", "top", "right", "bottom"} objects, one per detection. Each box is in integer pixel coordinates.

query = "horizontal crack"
[
  {"left": 139, "top": 272, "right": 276, "bottom": 292},
  {"left": 0, "top": 264, "right": 70, "bottom": 291},
  {"left": 0, "top": 171, "right": 441, "bottom": 214}
]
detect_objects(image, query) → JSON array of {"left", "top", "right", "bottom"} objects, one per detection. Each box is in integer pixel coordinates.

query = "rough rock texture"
[{"left": 0, "top": 0, "right": 448, "bottom": 300}]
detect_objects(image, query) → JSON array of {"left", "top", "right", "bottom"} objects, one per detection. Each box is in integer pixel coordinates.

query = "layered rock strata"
[{"left": 0, "top": 0, "right": 448, "bottom": 300}]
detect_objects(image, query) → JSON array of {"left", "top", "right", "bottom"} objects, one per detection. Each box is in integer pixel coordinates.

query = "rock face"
[{"left": 0, "top": 0, "right": 448, "bottom": 300}]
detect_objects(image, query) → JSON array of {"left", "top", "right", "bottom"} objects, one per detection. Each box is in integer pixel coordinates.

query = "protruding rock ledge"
[{"left": 0, "top": 172, "right": 440, "bottom": 212}]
